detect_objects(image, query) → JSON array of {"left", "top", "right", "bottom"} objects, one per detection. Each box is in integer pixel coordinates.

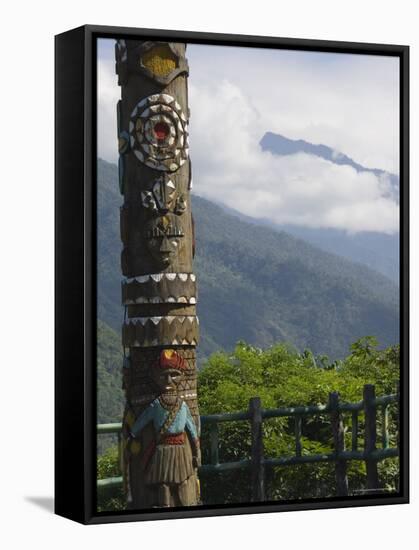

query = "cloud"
[
  {"left": 97, "top": 58, "right": 120, "bottom": 164},
  {"left": 97, "top": 40, "right": 399, "bottom": 234},
  {"left": 187, "top": 45, "right": 400, "bottom": 175},
  {"left": 188, "top": 80, "right": 398, "bottom": 234}
]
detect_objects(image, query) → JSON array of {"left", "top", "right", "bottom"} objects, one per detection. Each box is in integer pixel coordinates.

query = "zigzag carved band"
[
  {"left": 123, "top": 315, "right": 199, "bottom": 347},
  {"left": 122, "top": 273, "right": 197, "bottom": 305}
]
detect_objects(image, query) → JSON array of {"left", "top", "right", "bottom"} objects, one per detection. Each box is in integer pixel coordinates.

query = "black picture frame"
[{"left": 55, "top": 24, "right": 409, "bottom": 525}]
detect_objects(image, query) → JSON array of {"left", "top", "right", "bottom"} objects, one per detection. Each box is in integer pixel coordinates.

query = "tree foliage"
[
  {"left": 97, "top": 336, "right": 399, "bottom": 509},
  {"left": 97, "top": 446, "right": 125, "bottom": 512},
  {"left": 198, "top": 337, "right": 399, "bottom": 504}
]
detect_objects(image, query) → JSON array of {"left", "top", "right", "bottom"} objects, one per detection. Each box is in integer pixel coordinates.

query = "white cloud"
[
  {"left": 97, "top": 41, "right": 399, "bottom": 234},
  {"left": 188, "top": 80, "right": 398, "bottom": 234},
  {"left": 187, "top": 45, "right": 400, "bottom": 175},
  {"left": 97, "top": 59, "right": 120, "bottom": 164}
]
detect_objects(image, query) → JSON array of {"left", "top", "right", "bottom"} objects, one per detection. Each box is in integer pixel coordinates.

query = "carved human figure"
[{"left": 129, "top": 349, "right": 200, "bottom": 507}]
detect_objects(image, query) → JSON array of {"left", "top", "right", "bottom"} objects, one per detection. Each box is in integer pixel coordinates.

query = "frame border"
[{"left": 55, "top": 24, "right": 409, "bottom": 525}]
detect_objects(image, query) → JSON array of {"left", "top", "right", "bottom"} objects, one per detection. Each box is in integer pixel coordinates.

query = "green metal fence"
[{"left": 97, "top": 384, "right": 399, "bottom": 502}]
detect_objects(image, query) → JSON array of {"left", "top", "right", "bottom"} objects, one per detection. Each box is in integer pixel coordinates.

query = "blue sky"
[{"left": 97, "top": 39, "right": 399, "bottom": 234}]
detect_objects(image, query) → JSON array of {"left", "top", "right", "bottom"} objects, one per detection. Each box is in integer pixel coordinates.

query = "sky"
[{"left": 97, "top": 39, "right": 399, "bottom": 234}]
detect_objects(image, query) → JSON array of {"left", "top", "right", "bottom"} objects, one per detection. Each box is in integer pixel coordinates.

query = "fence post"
[
  {"left": 396, "top": 381, "right": 400, "bottom": 450},
  {"left": 351, "top": 412, "right": 358, "bottom": 452},
  {"left": 329, "top": 392, "right": 349, "bottom": 496},
  {"left": 396, "top": 381, "right": 400, "bottom": 493},
  {"left": 117, "top": 432, "right": 123, "bottom": 473},
  {"left": 210, "top": 423, "right": 219, "bottom": 465},
  {"left": 294, "top": 416, "right": 302, "bottom": 457},
  {"left": 249, "top": 397, "right": 265, "bottom": 502},
  {"left": 364, "top": 384, "right": 380, "bottom": 490}
]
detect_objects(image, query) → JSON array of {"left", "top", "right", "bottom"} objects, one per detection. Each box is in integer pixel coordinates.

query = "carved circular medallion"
[{"left": 129, "top": 94, "right": 189, "bottom": 172}]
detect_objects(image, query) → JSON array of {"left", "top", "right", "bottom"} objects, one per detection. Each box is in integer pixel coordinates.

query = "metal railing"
[{"left": 97, "top": 384, "right": 399, "bottom": 501}]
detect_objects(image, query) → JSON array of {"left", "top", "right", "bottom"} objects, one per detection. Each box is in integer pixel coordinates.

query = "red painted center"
[{"left": 154, "top": 122, "right": 170, "bottom": 141}]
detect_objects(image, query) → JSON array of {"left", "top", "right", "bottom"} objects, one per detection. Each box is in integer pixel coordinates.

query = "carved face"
[
  {"left": 152, "top": 367, "right": 183, "bottom": 394},
  {"left": 145, "top": 215, "right": 183, "bottom": 266}
]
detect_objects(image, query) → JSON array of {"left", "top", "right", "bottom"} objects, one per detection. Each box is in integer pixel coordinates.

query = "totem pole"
[{"left": 115, "top": 40, "right": 200, "bottom": 508}]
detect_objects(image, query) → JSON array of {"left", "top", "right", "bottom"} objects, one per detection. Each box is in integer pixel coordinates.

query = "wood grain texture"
[{"left": 117, "top": 40, "right": 200, "bottom": 508}]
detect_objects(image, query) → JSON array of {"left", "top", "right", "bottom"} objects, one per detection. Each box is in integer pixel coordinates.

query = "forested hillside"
[
  {"left": 97, "top": 158, "right": 399, "bottom": 363},
  {"left": 97, "top": 320, "right": 123, "bottom": 424}
]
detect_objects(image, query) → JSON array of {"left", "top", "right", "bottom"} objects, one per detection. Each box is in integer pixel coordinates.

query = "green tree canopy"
[{"left": 198, "top": 337, "right": 399, "bottom": 504}]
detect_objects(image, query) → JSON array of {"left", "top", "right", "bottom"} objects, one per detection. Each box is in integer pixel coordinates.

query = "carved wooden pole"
[{"left": 115, "top": 40, "right": 200, "bottom": 508}]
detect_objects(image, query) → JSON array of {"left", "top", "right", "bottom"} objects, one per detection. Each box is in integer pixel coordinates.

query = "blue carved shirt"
[{"left": 131, "top": 398, "right": 199, "bottom": 439}]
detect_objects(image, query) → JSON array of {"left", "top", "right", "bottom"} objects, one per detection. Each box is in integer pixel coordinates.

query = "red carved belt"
[{"left": 159, "top": 432, "right": 185, "bottom": 445}]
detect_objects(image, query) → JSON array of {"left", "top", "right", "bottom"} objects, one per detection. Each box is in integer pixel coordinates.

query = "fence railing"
[{"left": 97, "top": 384, "right": 399, "bottom": 502}]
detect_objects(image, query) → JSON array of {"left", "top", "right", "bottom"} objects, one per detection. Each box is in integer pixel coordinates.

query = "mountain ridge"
[
  {"left": 260, "top": 131, "right": 399, "bottom": 198},
  {"left": 216, "top": 199, "right": 399, "bottom": 284}
]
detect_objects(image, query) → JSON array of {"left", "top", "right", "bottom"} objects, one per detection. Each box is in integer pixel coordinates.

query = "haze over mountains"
[
  {"left": 259, "top": 132, "right": 400, "bottom": 283},
  {"left": 97, "top": 158, "right": 399, "bottom": 364},
  {"left": 260, "top": 132, "right": 399, "bottom": 199}
]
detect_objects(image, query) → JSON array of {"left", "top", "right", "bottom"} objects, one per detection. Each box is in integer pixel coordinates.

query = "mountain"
[
  {"left": 97, "top": 159, "right": 124, "bottom": 334},
  {"left": 214, "top": 201, "right": 399, "bottom": 284},
  {"left": 259, "top": 132, "right": 400, "bottom": 282},
  {"left": 97, "top": 320, "right": 123, "bottom": 424},
  {"left": 272, "top": 224, "right": 399, "bottom": 284},
  {"left": 97, "top": 158, "right": 399, "bottom": 363}
]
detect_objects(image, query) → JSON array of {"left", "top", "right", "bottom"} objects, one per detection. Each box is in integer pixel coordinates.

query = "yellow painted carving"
[
  {"left": 125, "top": 409, "right": 135, "bottom": 428},
  {"left": 118, "top": 135, "right": 127, "bottom": 153},
  {"left": 130, "top": 439, "right": 141, "bottom": 455},
  {"left": 141, "top": 45, "right": 177, "bottom": 77}
]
